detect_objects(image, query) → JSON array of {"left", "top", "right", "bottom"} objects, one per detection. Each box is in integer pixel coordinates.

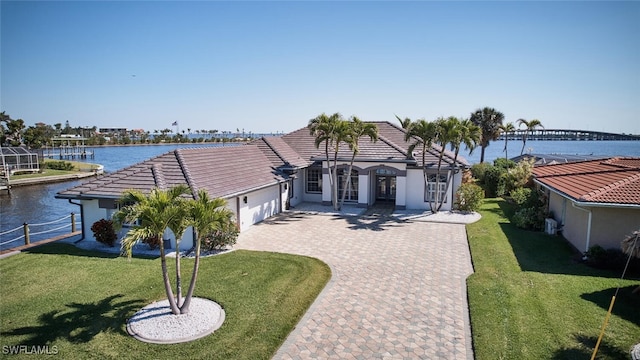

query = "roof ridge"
[
  {"left": 581, "top": 172, "right": 640, "bottom": 201},
  {"left": 151, "top": 163, "right": 166, "bottom": 189},
  {"left": 378, "top": 135, "right": 409, "bottom": 158},
  {"left": 174, "top": 149, "right": 198, "bottom": 194},
  {"left": 261, "top": 137, "right": 290, "bottom": 166}
]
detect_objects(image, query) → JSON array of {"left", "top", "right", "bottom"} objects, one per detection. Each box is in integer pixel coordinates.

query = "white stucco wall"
[
  {"left": 404, "top": 168, "right": 460, "bottom": 211},
  {"left": 237, "top": 184, "right": 280, "bottom": 232}
]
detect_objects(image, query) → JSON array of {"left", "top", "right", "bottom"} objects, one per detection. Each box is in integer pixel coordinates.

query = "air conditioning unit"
[{"left": 545, "top": 218, "right": 558, "bottom": 235}]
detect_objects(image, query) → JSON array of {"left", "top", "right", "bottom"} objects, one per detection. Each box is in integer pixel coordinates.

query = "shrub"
[
  {"left": 586, "top": 245, "right": 640, "bottom": 275},
  {"left": 504, "top": 158, "right": 535, "bottom": 194},
  {"left": 483, "top": 166, "right": 505, "bottom": 197},
  {"left": 142, "top": 235, "right": 162, "bottom": 249},
  {"left": 454, "top": 183, "right": 484, "bottom": 212},
  {"left": 510, "top": 187, "right": 532, "bottom": 206},
  {"left": 90, "top": 219, "right": 117, "bottom": 247},
  {"left": 470, "top": 162, "right": 492, "bottom": 183},
  {"left": 512, "top": 207, "right": 545, "bottom": 231},
  {"left": 201, "top": 221, "right": 240, "bottom": 251},
  {"left": 44, "top": 160, "right": 75, "bottom": 171},
  {"left": 493, "top": 158, "right": 515, "bottom": 170}
]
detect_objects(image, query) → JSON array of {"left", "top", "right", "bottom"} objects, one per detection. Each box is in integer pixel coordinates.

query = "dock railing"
[{"left": 0, "top": 213, "right": 80, "bottom": 251}]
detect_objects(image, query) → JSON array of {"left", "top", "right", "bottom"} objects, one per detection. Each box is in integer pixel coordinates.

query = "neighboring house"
[
  {"left": 56, "top": 121, "right": 469, "bottom": 250},
  {"left": 532, "top": 157, "right": 640, "bottom": 252},
  {"left": 510, "top": 153, "right": 608, "bottom": 166}
]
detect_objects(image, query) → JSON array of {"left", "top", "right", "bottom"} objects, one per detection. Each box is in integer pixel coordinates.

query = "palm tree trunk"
[
  {"left": 339, "top": 153, "right": 357, "bottom": 209},
  {"left": 332, "top": 150, "right": 340, "bottom": 210},
  {"left": 504, "top": 137, "right": 508, "bottom": 160},
  {"left": 159, "top": 240, "right": 180, "bottom": 315},
  {"left": 521, "top": 135, "right": 527, "bottom": 155},
  {"left": 480, "top": 145, "right": 486, "bottom": 163},
  {"left": 175, "top": 242, "right": 182, "bottom": 307},
  {"left": 181, "top": 232, "right": 201, "bottom": 314}
]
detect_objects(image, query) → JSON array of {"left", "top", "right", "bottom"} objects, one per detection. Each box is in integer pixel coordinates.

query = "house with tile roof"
[
  {"left": 532, "top": 157, "right": 640, "bottom": 253},
  {"left": 56, "top": 121, "right": 470, "bottom": 250}
]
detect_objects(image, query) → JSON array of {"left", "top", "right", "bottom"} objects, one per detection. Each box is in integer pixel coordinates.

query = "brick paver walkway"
[{"left": 235, "top": 211, "right": 474, "bottom": 359}]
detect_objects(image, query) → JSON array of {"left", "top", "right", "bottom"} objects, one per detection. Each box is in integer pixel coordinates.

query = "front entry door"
[{"left": 376, "top": 176, "right": 396, "bottom": 201}]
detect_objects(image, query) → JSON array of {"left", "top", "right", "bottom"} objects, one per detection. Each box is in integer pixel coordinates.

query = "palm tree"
[
  {"left": 339, "top": 117, "right": 379, "bottom": 209},
  {"left": 470, "top": 107, "right": 505, "bottom": 163},
  {"left": 498, "top": 122, "right": 516, "bottom": 160},
  {"left": 308, "top": 113, "right": 343, "bottom": 210},
  {"left": 517, "top": 118, "right": 543, "bottom": 155},
  {"left": 114, "top": 185, "right": 191, "bottom": 315},
  {"left": 404, "top": 118, "right": 438, "bottom": 209},
  {"left": 395, "top": 114, "right": 412, "bottom": 129},
  {"left": 181, "top": 190, "right": 236, "bottom": 313},
  {"left": 444, "top": 118, "right": 480, "bottom": 208}
]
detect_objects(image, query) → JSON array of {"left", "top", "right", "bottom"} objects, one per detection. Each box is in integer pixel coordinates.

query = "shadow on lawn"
[
  {"left": 552, "top": 334, "right": 630, "bottom": 360},
  {"left": 581, "top": 285, "right": 640, "bottom": 327},
  {"left": 1, "top": 294, "right": 144, "bottom": 346}
]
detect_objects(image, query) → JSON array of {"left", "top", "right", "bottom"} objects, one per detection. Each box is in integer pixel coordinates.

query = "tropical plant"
[
  {"left": 339, "top": 117, "right": 378, "bottom": 209},
  {"left": 182, "top": 189, "right": 237, "bottom": 313},
  {"left": 454, "top": 183, "right": 484, "bottom": 212},
  {"left": 404, "top": 118, "right": 437, "bottom": 208},
  {"left": 308, "top": 112, "right": 344, "bottom": 210},
  {"left": 470, "top": 107, "right": 505, "bottom": 163},
  {"left": 90, "top": 219, "right": 117, "bottom": 247},
  {"left": 437, "top": 117, "right": 481, "bottom": 212},
  {"left": 498, "top": 122, "right": 515, "bottom": 159},
  {"left": 395, "top": 114, "right": 412, "bottom": 129},
  {"left": 113, "top": 185, "right": 191, "bottom": 315},
  {"left": 516, "top": 118, "right": 544, "bottom": 155}
]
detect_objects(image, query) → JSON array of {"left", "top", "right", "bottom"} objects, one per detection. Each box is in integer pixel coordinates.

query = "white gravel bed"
[{"left": 127, "top": 297, "right": 225, "bottom": 344}]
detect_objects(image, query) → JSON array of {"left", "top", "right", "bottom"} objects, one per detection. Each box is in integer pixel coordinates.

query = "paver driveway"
[{"left": 235, "top": 211, "right": 474, "bottom": 359}]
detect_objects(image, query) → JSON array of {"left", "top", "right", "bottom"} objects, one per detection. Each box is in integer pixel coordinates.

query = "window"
[
  {"left": 337, "top": 168, "right": 359, "bottom": 202},
  {"left": 425, "top": 173, "right": 448, "bottom": 203},
  {"left": 306, "top": 167, "right": 322, "bottom": 193}
]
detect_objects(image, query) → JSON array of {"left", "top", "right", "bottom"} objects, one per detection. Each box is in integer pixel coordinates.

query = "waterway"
[{"left": 1, "top": 140, "right": 639, "bottom": 250}]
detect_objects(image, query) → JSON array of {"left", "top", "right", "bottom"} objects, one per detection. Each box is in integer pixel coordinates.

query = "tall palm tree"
[
  {"left": 517, "top": 118, "right": 543, "bottom": 155},
  {"left": 498, "top": 122, "right": 516, "bottom": 160},
  {"left": 308, "top": 113, "right": 343, "bottom": 210},
  {"left": 114, "top": 185, "right": 191, "bottom": 315},
  {"left": 404, "top": 118, "right": 437, "bottom": 209},
  {"left": 470, "top": 107, "right": 505, "bottom": 163},
  {"left": 181, "top": 190, "right": 236, "bottom": 314},
  {"left": 339, "top": 117, "right": 379, "bottom": 209}
]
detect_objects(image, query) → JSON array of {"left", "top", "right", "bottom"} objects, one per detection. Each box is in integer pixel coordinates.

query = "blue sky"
[{"left": 2, "top": 1, "right": 639, "bottom": 135}]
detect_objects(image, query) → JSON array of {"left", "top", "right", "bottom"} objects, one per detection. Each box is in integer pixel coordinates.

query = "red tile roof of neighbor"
[{"left": 532, "top": 157, "right": 640, "bottom": 205}]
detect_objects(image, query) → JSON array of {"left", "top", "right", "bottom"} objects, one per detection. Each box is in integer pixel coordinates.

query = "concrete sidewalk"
[{"left": 235, "top": 210, "right": 475, "bottom": 359}]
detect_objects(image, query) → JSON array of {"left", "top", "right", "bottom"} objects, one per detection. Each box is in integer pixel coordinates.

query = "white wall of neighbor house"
[{"left": 559, "top": 199, "right": 590, "bottom": 252}]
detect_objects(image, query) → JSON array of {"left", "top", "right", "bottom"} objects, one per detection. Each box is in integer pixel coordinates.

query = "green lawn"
[
  {"left": 9, "top": 160, "right": 99, "bottom": 180},
  {"left": 467, "top": 199, "right": 640, "bottom": 360},
  {"left": 0, "top": 245, "right": 330, "bottom": 359}
]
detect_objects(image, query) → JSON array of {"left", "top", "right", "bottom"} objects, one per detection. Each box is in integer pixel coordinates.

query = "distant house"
[
  {"left": 532, "top": 157, "right": 640, "bottom": 252},
  {"left": 56, "top": 121, "right": 470, "bottom": 250},
  {"left": 510, "top": 153, "right": 609, "bottom": 166}
]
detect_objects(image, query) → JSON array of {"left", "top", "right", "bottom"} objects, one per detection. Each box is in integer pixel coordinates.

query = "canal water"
[{"left": 1, "top": 140, "right": 639, "bottom": 250}]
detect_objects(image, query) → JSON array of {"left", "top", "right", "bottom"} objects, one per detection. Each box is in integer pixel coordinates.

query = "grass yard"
[
  {"left": 467, "top": 199, "right": 640, "bottom": 360},
  {"left": 9, "top": 160, "right": 99, "bottom": 180},
  {"left": 0, "top": 245, "right": 330, "bottom": 359}
]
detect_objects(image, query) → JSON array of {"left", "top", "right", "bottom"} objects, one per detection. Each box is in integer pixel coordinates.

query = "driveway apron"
[{"left": 235, "top": 212, "right": 474, "bottom": 359}]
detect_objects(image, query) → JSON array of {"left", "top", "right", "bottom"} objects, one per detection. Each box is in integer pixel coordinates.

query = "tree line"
[{"left": 0, "top": 112, "right": 251, "bottom": 149}]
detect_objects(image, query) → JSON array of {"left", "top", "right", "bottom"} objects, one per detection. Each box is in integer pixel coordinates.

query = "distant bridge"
[{"left": 498, "top": 129, "right": 640, "bottom": 141}]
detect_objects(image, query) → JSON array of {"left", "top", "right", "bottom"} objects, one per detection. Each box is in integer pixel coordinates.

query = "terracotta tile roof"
[
  {"left": 533, "top": 157, "right": 640, "bottom": 205},
  {"left": 57, "top": 146, "right": 285, "bottom": 200}
]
